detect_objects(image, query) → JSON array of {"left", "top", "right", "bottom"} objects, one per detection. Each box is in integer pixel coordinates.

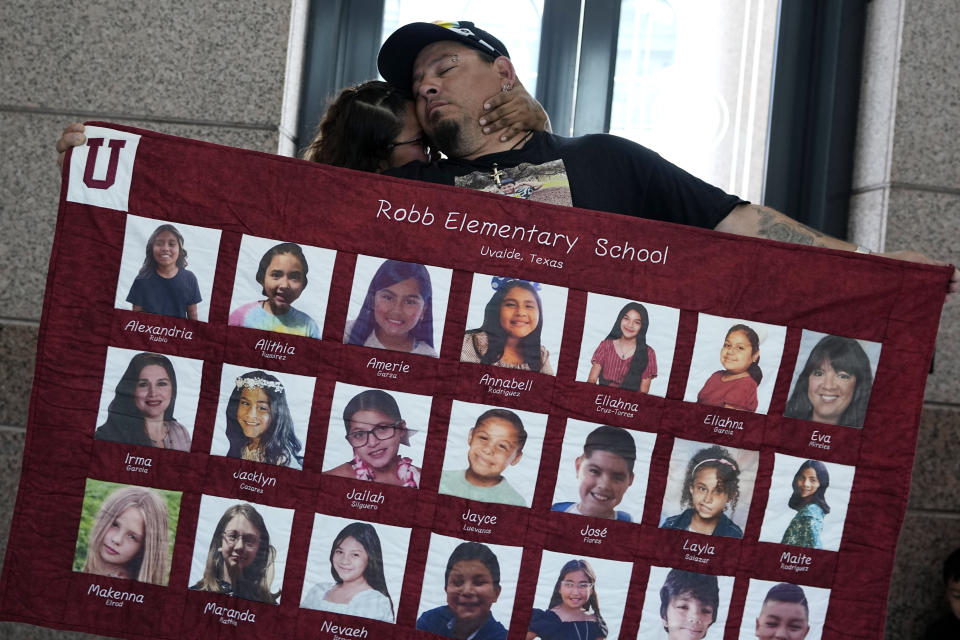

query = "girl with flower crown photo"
[{"left": 210, "top": 366, "right": 314, "bottom": 469}]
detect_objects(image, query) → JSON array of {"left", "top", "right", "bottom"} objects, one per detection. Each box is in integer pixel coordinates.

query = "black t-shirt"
[{"left": 385, "top": 131, "right": 746, "bottom": 230}]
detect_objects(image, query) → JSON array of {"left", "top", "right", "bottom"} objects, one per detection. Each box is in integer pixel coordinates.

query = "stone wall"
[
  {"left": 0, "top": 1, "right": 292, "bottom": 637},
  {"left": 849, "top": 1, "right": 960, "bottom": 638}
]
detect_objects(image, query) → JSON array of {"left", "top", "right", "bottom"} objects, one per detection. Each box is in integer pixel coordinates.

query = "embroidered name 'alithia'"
[
  {"left": 124, "top": 319, "right": 193, "bottom": 342},
  {"left": 256, "top": 338, "right": 295, "bottom": 360}
]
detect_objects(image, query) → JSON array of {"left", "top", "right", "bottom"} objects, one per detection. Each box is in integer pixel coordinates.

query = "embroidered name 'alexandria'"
[{"left": 124, "top": 320, "right": 193, "bottom": 340}]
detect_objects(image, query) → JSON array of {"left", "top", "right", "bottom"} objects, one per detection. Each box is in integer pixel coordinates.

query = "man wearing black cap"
[{"left": 377, "top": 21, "right": 959, "bottom": 293}]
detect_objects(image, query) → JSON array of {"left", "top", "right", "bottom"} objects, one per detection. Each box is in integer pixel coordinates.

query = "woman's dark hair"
[
  {"left": 303, "top": 80, "right": 432, "bottom": 172},
  {"left": 788, "top": 460, "right": 831, "bottom": 514},
  {"left": 329, "top": 522, "right": 394, "bottom": 619},
  {"left": 726, "top": 324, "right": 762, "bottom": 385},
  {"left": 602, "top": 302, "right": 650, "bottom": 391},
  {"left": 444, "top": 542, "right": 500, "bottom": 589},
  {"left": 784, "top": 335, "right": 873, "bottom": 428},
  {"left": 658, "top": 569, "right": 719, "bottom": 625},
  {"left": 256, "top": 243, "right": 308, "bottom": 296},
  {"left": 138, "top": 224, "right": 187, "bottom": 277},
  {"left": 342, "top": 389, "right": 403, "bottom": 432},
  {"left": 98, "top": 352, "right": 178, "bottom": 447},
  {"left": 192, "top": 503, "right": 278, "bottom": 604},
  {"left": 680, "top": 445, "right": 741, "bottom": 512},
  {"left": 225, "top": 371, "right": 303, "bottom": 467},
  {"left": 467, "top": 279, "right": 545, "bottom": 371},
  {"left": 347, "top": 259, "right": 434, "bottom": 349},
  {"left": 547, "top": 559, "right": 608, "bottom": 635}
]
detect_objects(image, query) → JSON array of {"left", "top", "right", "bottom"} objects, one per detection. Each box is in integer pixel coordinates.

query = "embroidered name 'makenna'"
[
  {"left": 124, "top": 319, "right": 193, "bottom": 340},
  {"left": 87, "top": 583, "right": 144, "bottom": 603}
]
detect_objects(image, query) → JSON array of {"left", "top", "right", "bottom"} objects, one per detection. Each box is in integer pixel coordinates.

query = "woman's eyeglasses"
[
  {"left": 345, "top": 421, "right": 404, "bottom": 446},
  {"left": 222, "top": 530, "right": 260, "bottom": 549},
  {"left": 386, "top": 136, "right": 427, "bottom": 152}
]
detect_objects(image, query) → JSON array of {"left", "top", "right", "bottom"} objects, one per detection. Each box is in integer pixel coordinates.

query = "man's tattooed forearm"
[{"left": 755, "top": 207, "right": 827, "bottom": 246}]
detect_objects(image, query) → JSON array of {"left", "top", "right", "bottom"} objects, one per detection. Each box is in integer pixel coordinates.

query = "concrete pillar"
[
  {"left": 849, "top": 1, "right": 960, "bottom": 636},
  {"left": 0, "top": 1, "right": 293, "bottom": 637}
]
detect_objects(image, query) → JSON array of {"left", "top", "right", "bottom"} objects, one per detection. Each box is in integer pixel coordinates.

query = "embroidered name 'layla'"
[
  {"left": 255, "top": 338, "right": 294, "bottom": 361},
  {"left": 367, "top": 357, "right": 410, "bottom": 379},
  {"left": 125, "top": 452, "right": 152, "bottom": 473},
  {"left": 683, "top": 539, "right": 715, "bottom": 564},
  {"left": 124, "top": 319, "right": 193, "bottom": 342},
  {"left": 88, "top": 583, "right": 143, "bottom": 607},
  {"left": 203, "top": 601, "right": 255, "bottom": 625},
  {"left": 348, "top": 488, "right": 383, "bottom": 510},
  {"left": 595, "top": 394, "right": 638, "bottom": 417}
]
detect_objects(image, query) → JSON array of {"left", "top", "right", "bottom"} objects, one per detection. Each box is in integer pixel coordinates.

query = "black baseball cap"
[{"left": 378, "top": 21, "right": 510, "bottom": 93}]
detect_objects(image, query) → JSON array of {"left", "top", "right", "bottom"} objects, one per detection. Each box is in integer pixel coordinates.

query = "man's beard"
[{"left": 431, "top": 119, "right": 468, "bottom": 159}]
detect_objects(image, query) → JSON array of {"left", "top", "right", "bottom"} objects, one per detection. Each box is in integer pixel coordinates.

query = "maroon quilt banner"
[{"left": 0, "top": 123, "right": 950, "bottom": 639}]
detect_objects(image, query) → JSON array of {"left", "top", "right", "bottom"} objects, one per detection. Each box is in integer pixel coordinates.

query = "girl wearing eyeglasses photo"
[
  {"left": 324, "top": 389, "right": 420, "bottom": 488},
  {"left": 191, "top": 503, "right": 279, "bottom": 604},
  {"left": 527, "top": 559, "right": 607, "bottom": 640}
]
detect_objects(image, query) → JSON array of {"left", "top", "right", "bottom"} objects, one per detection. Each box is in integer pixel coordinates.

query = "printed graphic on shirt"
[{"left": 454, "top": 159, "right": 573, "bottom": 207}]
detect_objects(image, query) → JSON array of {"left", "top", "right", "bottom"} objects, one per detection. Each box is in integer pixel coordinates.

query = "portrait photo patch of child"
[
  {"left": 550, "top": 419, "right": 656, "bottom": 522},
  {"left": 188, "top": 494, "right": 294, "bottom": 605},
  {"left": 682, "top": 314, "right": 787, "bottom": 414},
  {"left": 659, "top": 439, "right": 760, "bottom": 539},
  {"left": 73, "top": 478, "right": 182, "bottom": 586},
  {"left": 739, "top": 579, "right": 831, "bottom": 640},
  {"left": 208, "top": 364, "right": 315, "bottom": 469},
  {"left": 300, "top": 514, "right": 411, "bottom": 623},
  {"left": 94, "top": 346, "right": 202, "bottom": 452},
  {"left": 115, "top": 214, "right": 221, "bottom": 322},
  {"left": 527, "top": 550, "right": 633, "bottom": 640},
  {"left": 783, "top": 330, "right": 881, "bottom": 429},
  {"left": 574, "top": 293, "right": 680, "bottom": 397},
  {"left": 416, "top": 533, "right": 522, "bottom": 640},
  {"left": 228, "top": 235, "right": 336, "bottom": 339},
  {"left": 343, "top": 255, "right": 452, "bottom": 357},
  {"left": 322, "top": 382, "right": 432, "bottom": 488},
  {"left": 438, "top": 400, "right": 547, "bottom": 507},
  {"left": 757, "top": 454, "right": 855, "bottom": 552},
  {"left": 461, "top": 274, "right": 568, "bottom": 376},
  {"left": 635, "top": 566, "right": 735, "bottom": 640}
]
